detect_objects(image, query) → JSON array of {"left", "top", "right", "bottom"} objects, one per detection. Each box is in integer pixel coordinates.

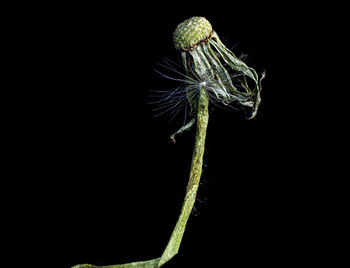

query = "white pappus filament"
[{"left": 149, "top": 58, "right": 245, "bottom": 121}]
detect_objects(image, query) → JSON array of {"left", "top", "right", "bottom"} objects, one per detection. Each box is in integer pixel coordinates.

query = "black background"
[{"left": 17, "top": 2, "right": 348, "bottom": 267}]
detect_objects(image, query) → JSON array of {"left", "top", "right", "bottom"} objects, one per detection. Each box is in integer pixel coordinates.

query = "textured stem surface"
[{"left": 72, "top": 89, "right": 209, "bottom": 268}]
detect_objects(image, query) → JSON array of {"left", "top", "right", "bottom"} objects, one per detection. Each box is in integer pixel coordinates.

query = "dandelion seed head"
[
  {"left": 151, "top": 17, "right": 265, "bottom": 121},
  {"left": 173, "top": 17, "right": 212, "bottom": 51}
]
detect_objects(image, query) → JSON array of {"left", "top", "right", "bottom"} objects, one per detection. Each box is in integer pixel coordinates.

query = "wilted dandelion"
[
  {"left": 172, "top": 16, "right": 265, "bottom": 118},
  {"left": 73, "top": 16, "right": 265, "bottom": 268},
  {"left": 151, "top": 16, "right": 265, "bottom": 143}
]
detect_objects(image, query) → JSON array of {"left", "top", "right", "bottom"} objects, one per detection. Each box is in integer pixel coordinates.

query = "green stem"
[
  {"left": 72, "top": 89, "right": 209, "bottom": 268},
  {"left": 159, "top": 88, "right": 209, "bottom": 266}
]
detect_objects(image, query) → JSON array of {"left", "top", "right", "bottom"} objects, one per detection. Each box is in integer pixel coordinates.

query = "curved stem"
[
  {"left": 159, "top": 88, "right": 209, "bottom": 266},
  {"left": 72, "top": 89, "right": 209, "bottom": 268}
]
